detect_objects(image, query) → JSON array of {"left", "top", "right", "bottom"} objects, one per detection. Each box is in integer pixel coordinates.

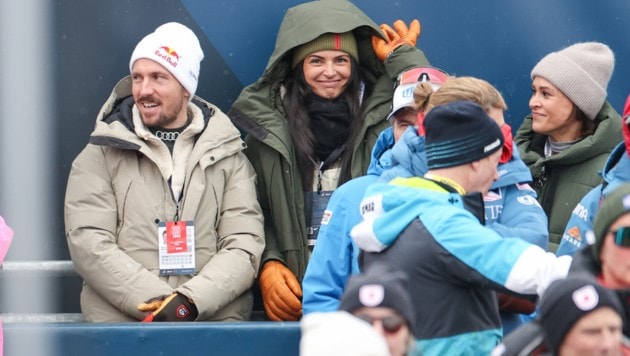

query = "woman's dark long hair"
[
  {"left": 576, "top": 106, "right": 598, "bottom": 138},
  {"left": 283, "top": 58, "right": 364, "bottom": 190}
]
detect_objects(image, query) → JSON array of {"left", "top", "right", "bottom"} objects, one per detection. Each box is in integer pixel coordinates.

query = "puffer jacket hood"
[
  {"left": 377, "top": 126, "right": 427, "bottom": 183},
  {"left": 601, "top": 142, "right": 630, "bottom": 189},
  {"left": 229, "top": 0, "right": 393, "bottom": 150},
  {"left": 90, "top": 76, "right": 246, "bottom": 201},
  {"left": 91, "top": 76, "right": 240, "bottom": 147},
  {"left": 262, "top": 0, "right": 385, "bottom": 81},
  {"left": 91, "top": 76, "right": 245, "bottom": 174},
  {"left": 366, "top": 126, "right": 395, "bottom": 176}
]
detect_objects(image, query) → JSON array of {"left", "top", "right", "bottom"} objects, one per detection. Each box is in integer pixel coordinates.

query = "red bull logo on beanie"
[{"left": 155, "top": 46, "right": 180, "bottom": 68}]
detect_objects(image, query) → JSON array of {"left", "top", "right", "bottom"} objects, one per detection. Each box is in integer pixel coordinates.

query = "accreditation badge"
[
  {"left": 304, "top": 190, "right": 333, "bottom": 248},
  {"left": 157, "top": 220, "right": 195, "bottom": 275}
]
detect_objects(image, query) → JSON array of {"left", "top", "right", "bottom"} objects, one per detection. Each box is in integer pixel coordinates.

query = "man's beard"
[
  {"left": 145, "top": 112, "right": 178, "bottom": 128},
  {"left": 140, "top": 97, "right": 184, "bottom": 129}
]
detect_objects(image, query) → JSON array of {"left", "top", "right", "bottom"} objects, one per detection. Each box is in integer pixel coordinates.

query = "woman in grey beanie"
[{"left": 514, "top": 42, "right": 623, "bottom": 252}]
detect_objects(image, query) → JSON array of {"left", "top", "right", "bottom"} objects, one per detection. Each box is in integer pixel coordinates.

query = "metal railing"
[
  {"left": 0, "top": 260, "right": 84, "bottom": 323},
  {"left": 0, "top": 260, "right": 77, "bottom": 277},
  {"left": 0, "top": 260, "right": 267, "bottom": 322}
]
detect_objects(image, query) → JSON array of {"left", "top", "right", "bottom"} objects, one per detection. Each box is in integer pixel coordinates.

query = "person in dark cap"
[
  {"left": 351, "top": 101, "right": 572, "bottom": 355},
  {"left": 500, "top": 183, "right": 630, "bottom": 355},
  {"left": 339, "top": 264, "right": 416, "bottom": 356},
  {"left": 405, "top": 77, "right": 548, "bottom": 336},
  {"left": 493, "top": 274, "right": 627, "bottom": 355},
  {"left": 568, "top": 183, "right": 630, "bottom": 337},
  {"left": 539, "top": 275, "right": 625, "bottom": 355}
]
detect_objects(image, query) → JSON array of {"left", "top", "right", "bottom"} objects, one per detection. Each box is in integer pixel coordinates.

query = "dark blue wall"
[
  {"left": 181, "top": 0, "right": 630, "bottom": 125},
  {"left": 59, "top": 1, "right": 630, "bottom": 154}
]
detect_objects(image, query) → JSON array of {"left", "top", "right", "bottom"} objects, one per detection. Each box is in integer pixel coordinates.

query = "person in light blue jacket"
[
  {"left": 303, "top": 77, "right": 550, "bottom": 334},
  {"left": 301, "top": 126, "right": 393, "bottom": 313},
  {"left": 558, "top": 94, "right": 630, "bottom": 256},
  {"left": 383, "top": 77, "right": 548, "bottom": 335},
  {"left": 383, "top": 76, "right": 546, "bottom": 243},
  {"left": 302, "top": 67, "right": 447, "bottom": 314},
  {"left": 353, "top": 101, "right": 569, "bottom": 355}
]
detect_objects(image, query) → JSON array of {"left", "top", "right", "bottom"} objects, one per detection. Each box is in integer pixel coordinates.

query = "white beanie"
[
  {"left": 300, "top": 312, "right": 390, "bottom": 356},
  {"left": 129, "top": 22, "right": 204, "bottom": 101},
  {"left": 531, "top": 42, "right": 614, "bottom": 120}
]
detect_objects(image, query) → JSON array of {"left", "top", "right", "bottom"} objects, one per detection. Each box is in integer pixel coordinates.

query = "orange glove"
[
  {"left": 371, "top": 19, "right": 422, "bottom": 62},
  {"left": 259, "top": 260, "right": 302, "bottom": 321}
]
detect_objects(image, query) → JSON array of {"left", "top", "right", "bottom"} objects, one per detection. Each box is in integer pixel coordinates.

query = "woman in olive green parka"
[
  {"left": 229, "top": 0, "right": 431, "bottom": 321},
  {"left": 515, "top": 42, "right": 622, "bottom": 252}
]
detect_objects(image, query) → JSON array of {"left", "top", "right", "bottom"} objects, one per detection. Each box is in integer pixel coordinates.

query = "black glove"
[{"left": 138, "top": 292, "right": 198, "bottom": 322}]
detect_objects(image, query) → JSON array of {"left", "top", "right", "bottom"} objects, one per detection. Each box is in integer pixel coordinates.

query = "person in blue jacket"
[
  {"left": 353, "top": 101, "right": 570, "bottom": 355},
  {"left": 557, "top": 94, "right": 630, "bottom": 257},
  {"left": 302, "top": 67, "right": 447, "bottom": 314},
  {"left": 384, "top": 77, "right": 549, "bottom": 335},
  {"left": 382, "top": 76, "right": 548, "bottom": 335},
  {"left": 304, "top": 76, "right": 549, "bottom": 336}
]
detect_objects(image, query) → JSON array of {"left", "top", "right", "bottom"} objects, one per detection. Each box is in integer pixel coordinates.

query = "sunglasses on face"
[
  {"left": 355, "top": 313, "right": 406, "bottom": 334},
  {"left": 610, "top": 227, "right": 630, "bottom": 248}
]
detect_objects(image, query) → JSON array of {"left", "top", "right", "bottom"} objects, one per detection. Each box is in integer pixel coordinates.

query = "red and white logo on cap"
[
  {"left": 154, "top": 45, "right": 180, "bottom": 68},
  {"left": 359, "top": 284, "right": 385, "bottom": 307},
  {"left": 572, "top": 285, "right": 599, "bottom": 311}
]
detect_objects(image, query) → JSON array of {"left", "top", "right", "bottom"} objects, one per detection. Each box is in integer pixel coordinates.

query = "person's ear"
[{"left": 470, "top": 160, "right": 481, "bottom": 172}]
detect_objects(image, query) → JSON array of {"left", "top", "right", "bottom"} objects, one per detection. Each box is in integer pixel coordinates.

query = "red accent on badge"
[{"left": 165, "top": 221, "right": 188, "bottom": 253}]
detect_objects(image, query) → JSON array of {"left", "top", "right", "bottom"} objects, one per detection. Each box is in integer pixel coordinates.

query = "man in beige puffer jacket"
[{"left": 64, "top": 22, "right": 265, "bottom": 322}]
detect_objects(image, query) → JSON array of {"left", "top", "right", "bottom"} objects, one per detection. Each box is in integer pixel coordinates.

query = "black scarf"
[{"left": 306, "top": 95, "right": 353, "bottom": 163}]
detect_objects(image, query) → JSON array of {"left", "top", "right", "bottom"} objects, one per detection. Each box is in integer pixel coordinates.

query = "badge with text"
[
  {"left": 158, "top": 221, "right": 195, "bottom": 275},
  {"left": 304, "top": 190, "right": 333, "bottom": 247}
]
